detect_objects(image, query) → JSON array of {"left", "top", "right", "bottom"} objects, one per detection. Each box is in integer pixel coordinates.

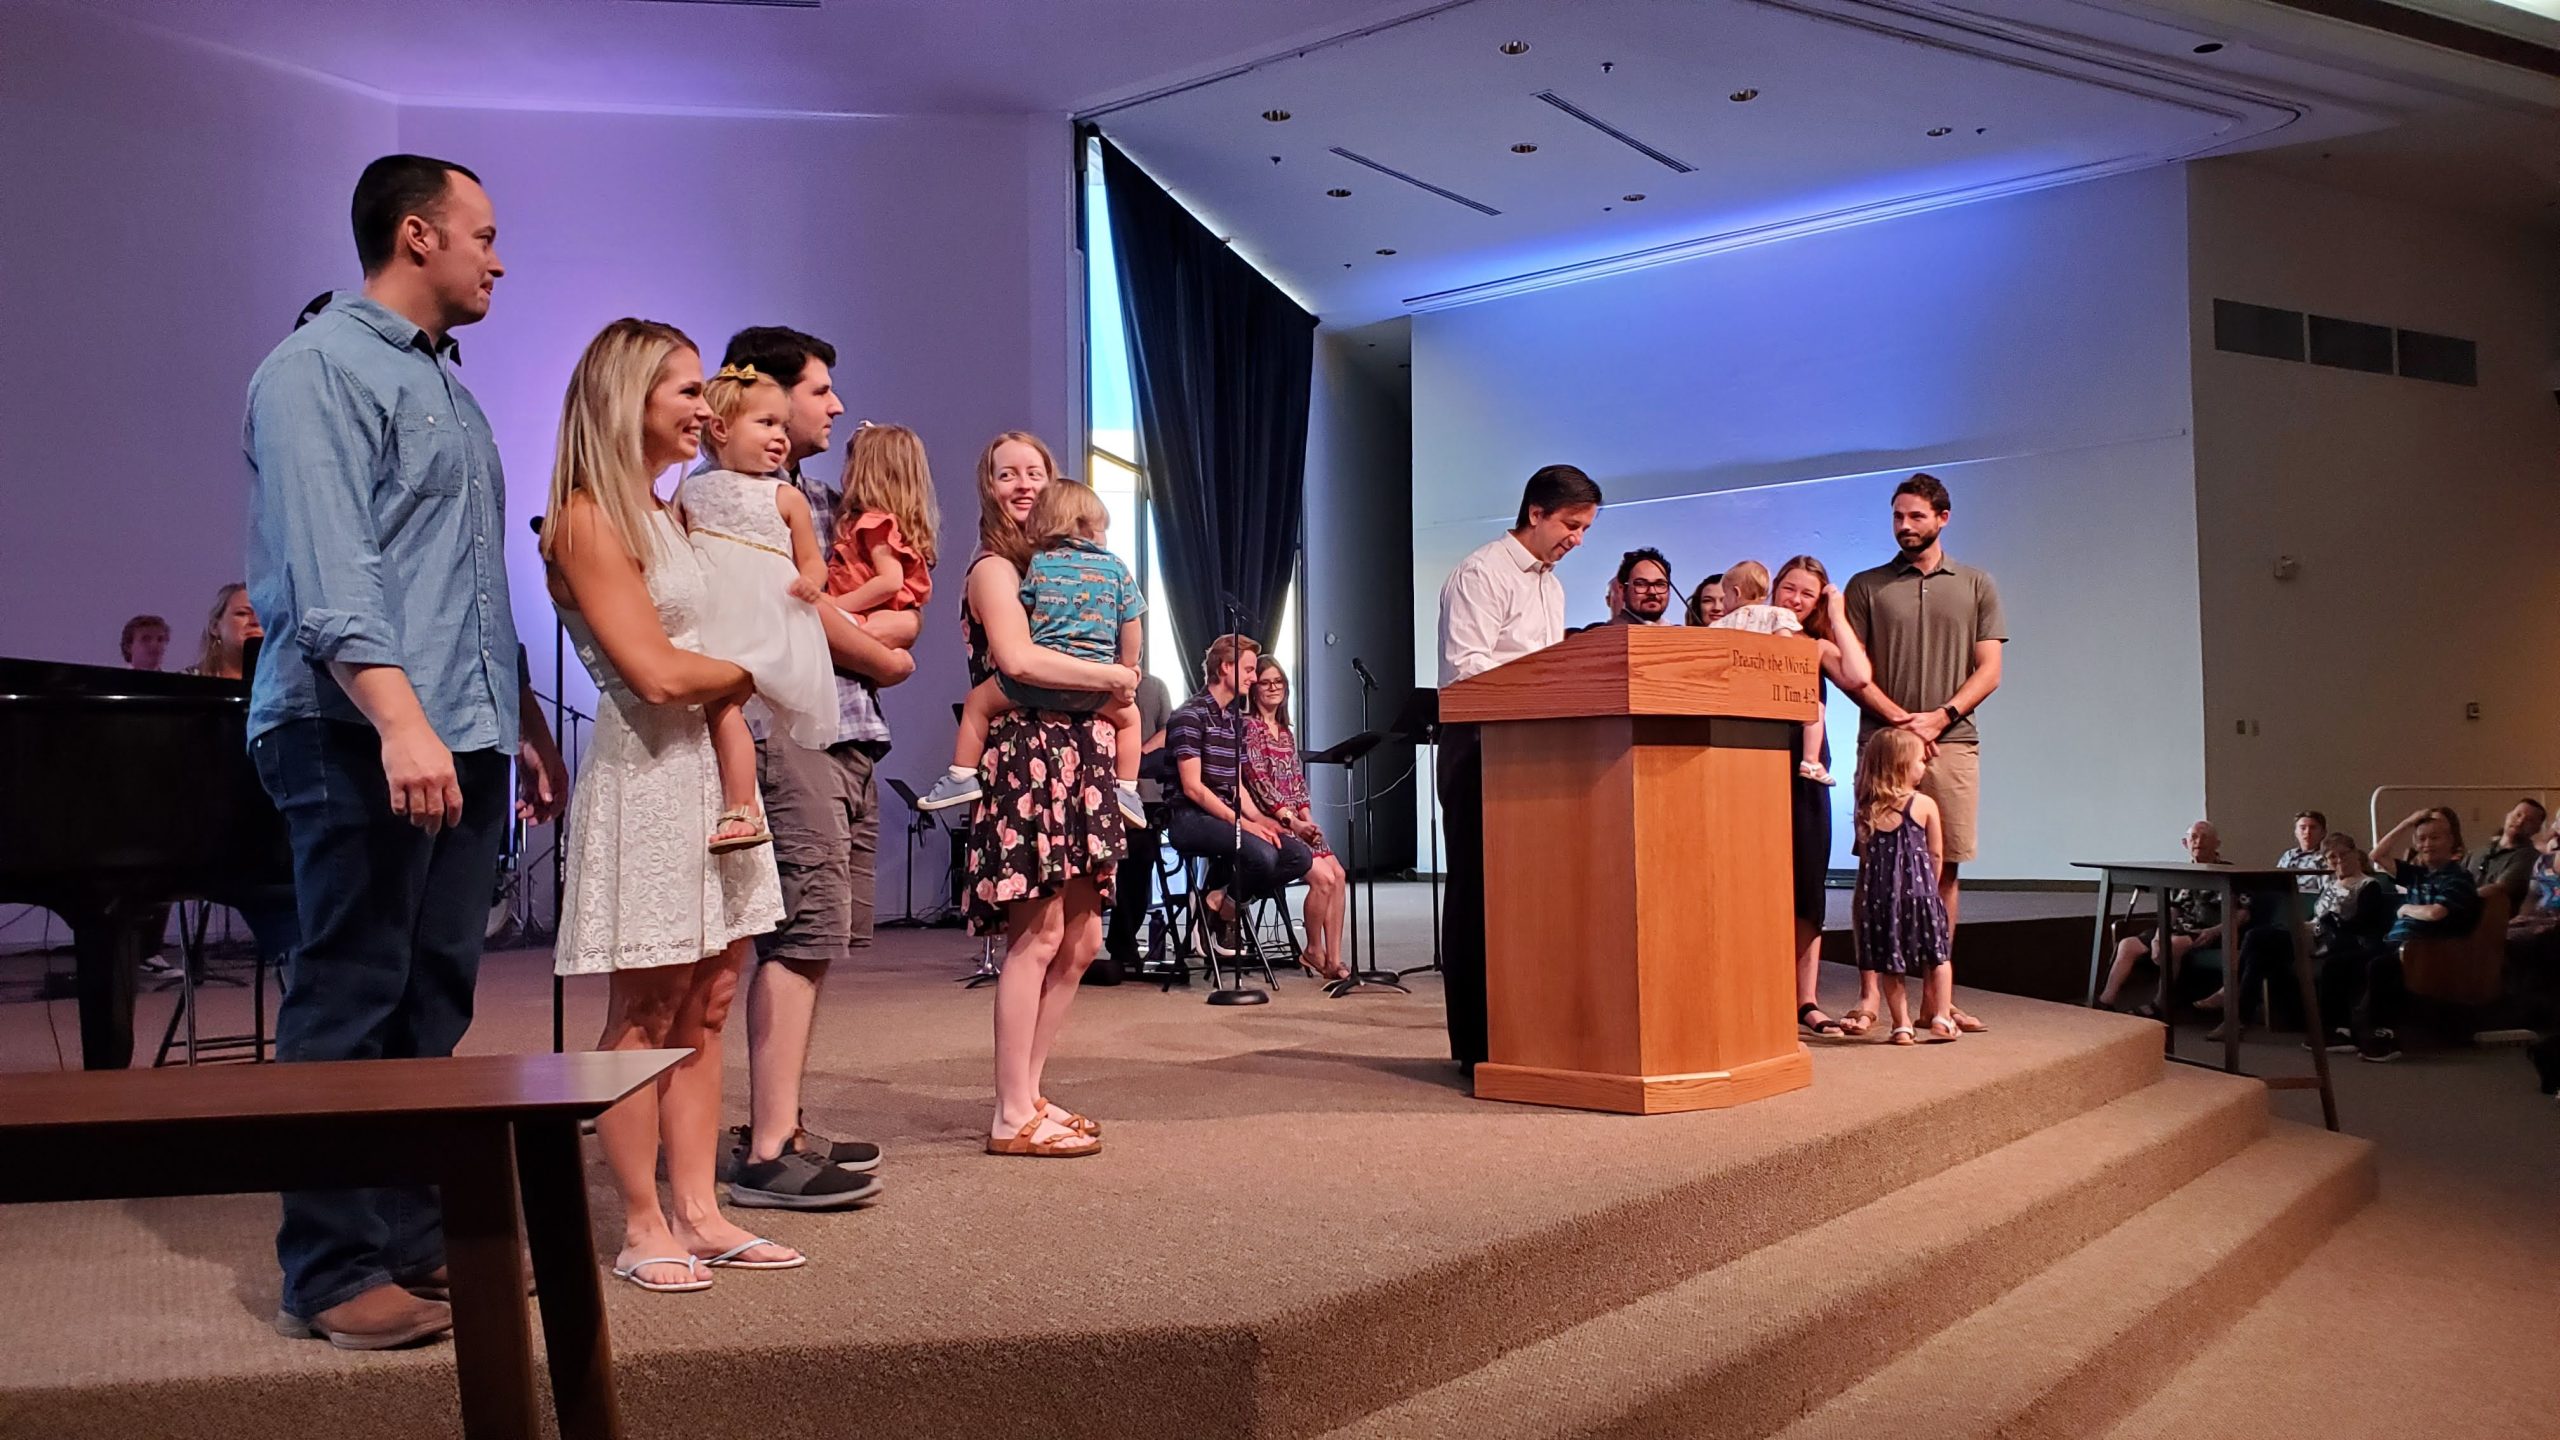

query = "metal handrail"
[{"left": 2368, "top": 784, "right": 2556, "bottom": 850}]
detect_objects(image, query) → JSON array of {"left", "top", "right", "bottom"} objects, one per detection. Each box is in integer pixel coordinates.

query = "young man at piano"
[
  {"left": 243, "top": 154, "right": 567, "bottom": 1351},
  {"left": 1433, "top": 464, "right": 1602, "bottom": 1079}
]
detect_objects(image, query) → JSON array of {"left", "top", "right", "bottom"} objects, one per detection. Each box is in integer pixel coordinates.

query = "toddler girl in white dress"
[{"left": 672, "top": 364, "right": 838, "bottom": 851}]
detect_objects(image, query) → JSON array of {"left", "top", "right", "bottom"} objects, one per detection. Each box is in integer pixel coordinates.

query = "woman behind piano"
[{"left": 183, "top": 582, "right": 264, "bottom": 679}]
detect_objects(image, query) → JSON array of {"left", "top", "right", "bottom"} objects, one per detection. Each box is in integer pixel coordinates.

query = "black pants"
[
  {"left": 253, "top": 718, "right": 510, "bottom": 1320},
  {"left": 1439, "top": 724, "right": 1487, "bottom": 1066},
  {"left": 2232, "top": 922, "right": 2301, "bottom": 1026},
  {"left": 2315, "top": 940, "right": 2405, "bottom": 1037},
  {"left": 1097, "top": 807, "right": 1165, "bottom": 979}
]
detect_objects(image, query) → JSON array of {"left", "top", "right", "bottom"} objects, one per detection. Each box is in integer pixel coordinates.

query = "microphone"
[{"left": 1351, "top": 657, "right": 1378, "bottom": 691}]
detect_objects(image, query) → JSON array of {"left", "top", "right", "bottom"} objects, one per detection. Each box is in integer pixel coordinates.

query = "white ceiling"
[
  {"left": 65, "top": 0, "right": 1456, "bottom": 115},
  {"left": 1093, "top": 0, "right": 2560, "bottom": 323}
]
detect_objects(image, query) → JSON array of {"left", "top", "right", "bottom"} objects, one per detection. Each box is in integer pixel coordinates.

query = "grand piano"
[{"left": 0, "top": 657, "right": 291, "bottom": 1068}]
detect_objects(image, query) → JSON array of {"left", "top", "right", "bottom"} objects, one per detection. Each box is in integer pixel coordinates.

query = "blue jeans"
[
  {"left": 1166, "top": 808, "right": 1314, "bottom": 902},
  {"left": 252, "top": 718, "right": 509, "bottom": 1319}
]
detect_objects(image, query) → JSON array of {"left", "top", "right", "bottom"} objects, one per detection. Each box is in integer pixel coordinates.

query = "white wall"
[
  {"left": 0, "top": 3, "right": 397, "bottom": 670},
  {"left": 1303, "top": 330, "right": 1417, "bottom": 870},
  {"left": 1409, "top": 168, "right": 2207, "bottom": 879},
  {"left": 2187, "top": 160, "right": 2560, "bottom": 860},
  {"left": 0, "top": 2, "right": 1077, "bottom": 943}
]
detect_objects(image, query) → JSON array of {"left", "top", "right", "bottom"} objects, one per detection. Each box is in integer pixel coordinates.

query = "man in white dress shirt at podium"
[{"left": 1434, "top": 464, "right": 1604, "bottom": 1076}]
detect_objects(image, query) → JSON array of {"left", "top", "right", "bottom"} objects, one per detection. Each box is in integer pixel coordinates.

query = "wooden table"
[
  {"left": 2072, "top": 862, "right": 2338, "bottom": 1130},
  {"left": 0, "top": 1049, "right": 684, "bottom": 1439}
]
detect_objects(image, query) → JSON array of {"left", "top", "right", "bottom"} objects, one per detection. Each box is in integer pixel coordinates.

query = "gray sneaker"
[
  {"left": 1115, "top": 786, "right": 1148, "bottom": 829},
  {"left": 917, "top": 770, "right": 982, "bottom": 813},
  {"left": 727, "top": 1148, "right": 885, "bottom": 1210}
]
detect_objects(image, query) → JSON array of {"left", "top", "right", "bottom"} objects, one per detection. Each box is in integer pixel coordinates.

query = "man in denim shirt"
[{"left": 245, "top": 155, "right": 565, "bottom": 1350}]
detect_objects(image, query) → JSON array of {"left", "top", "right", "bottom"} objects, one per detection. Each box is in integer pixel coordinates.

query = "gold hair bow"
[{"left": 714, "top": 363, "right": 761, "bottom": 383}]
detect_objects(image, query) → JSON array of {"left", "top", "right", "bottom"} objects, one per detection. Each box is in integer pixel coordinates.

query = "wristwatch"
[{"left": 1941, "top": 704, "right": 1964, "bottom": 725}]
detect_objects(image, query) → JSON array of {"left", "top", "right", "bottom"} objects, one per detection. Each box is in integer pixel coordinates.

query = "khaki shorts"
[{"left": 1917, "top": 741, "right": 1980, "bottom": 865}]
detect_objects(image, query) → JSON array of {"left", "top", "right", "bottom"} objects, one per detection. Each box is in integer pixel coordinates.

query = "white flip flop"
[
  {"left": 612, "top": 1255, "right": 711, "bottom": 1292},
  {"left": 700, "top": 1237, "right": 806, "bottom": 1271}
]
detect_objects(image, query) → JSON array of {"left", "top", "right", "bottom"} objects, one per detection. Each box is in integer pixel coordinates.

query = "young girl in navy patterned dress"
[{"left": 1853, "top": 728, "right": 1956, "bottom": 1044}]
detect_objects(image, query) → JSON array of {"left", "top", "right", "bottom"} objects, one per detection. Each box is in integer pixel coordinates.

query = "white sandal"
[
  {"left": 612, "top": 1255, "right": 711, "bottom": 1292},
  {"left": 1889, "top": 1025, "right": 1918, "bottom": 1047},
  {"left": 1926, "top": 1014, "right": 1962, "bottom": 1043},
  {"left": 699, "top": 1237, "right": 805, "bottom": 1271},
  {"left": 708, "top": 804, "right": 772, "bottom": 854}
]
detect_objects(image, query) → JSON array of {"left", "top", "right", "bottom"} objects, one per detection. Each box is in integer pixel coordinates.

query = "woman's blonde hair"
[
  {"left": 1855, "top": 728, "right": 1928, "bottom": 837},
  {"left": 1771, "top": 554, "right": 1830, "bottom": 639},
  {"left": 1723, "top": 559, "right": 1770, "bottom": 606},
  {"left": 840, "top": 422, "right": 940, "bottom": 569},
  {"left": 1026, "top": 476, "right": 1108, "bottom": 552},
  {"left": 701, "top": 362, "right": 781, "bottom": 428},
  {"left": 198, "top": 581, "right": 249, "bottom": 676},
  {"left": 975, "top": 430, "right": 1058, "bottom": 570},
  {"left": 540, "top": 318, "right": 696, "bottom": 573}
]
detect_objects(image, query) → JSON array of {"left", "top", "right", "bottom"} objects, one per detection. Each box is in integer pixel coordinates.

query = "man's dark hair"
[
  {"left": 2520, "top": 797, "right": 2548, "bottom": 819},
  {"left": 1514, "top": 464, "right": 1603, "bottom": 529},
  {"left": 1615, "top": 547, "right": 1671, "bottom": 587},
  {"left": 2295, "top": 810, "right": 2327, "bottom": 828},
  {"left": 1894, "top": 472, "right": 1952, "bottom": 514},
  {"left": 722, "top": 327, "right": 839, "bottom": 391},
  {"left": 352, "top": 154, "right": 480, "bottom": 275}
]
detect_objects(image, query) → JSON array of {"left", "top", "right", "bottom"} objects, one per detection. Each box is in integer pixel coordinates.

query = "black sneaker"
[
  {"left": 2359, "top": 1029, "right": 2403, "bottom": 1064},
  {"left": 724, "top": 1123, "right": 881, "bottom": 1176},
  {"left": 727, "top": 1148, "right": 884, "bottom": 1211}
]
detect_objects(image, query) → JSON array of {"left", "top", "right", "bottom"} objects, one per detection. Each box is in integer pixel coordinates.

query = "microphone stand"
[
  {"left": 1328, "top": 661, "right": 1407, "bottom": 995},
  {"left": 1205, "top": 595, "right": 1269, "bottom": 1006}
]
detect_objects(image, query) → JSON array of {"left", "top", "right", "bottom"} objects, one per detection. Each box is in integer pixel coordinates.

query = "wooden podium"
[{"left": 1442, "top": 625, "right": 1823, "bottom": 1114}]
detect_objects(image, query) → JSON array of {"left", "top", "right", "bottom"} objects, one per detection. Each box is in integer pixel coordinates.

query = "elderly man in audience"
[{"left": 2097, "top": 820, "right": 2242, "bottom": 1017}]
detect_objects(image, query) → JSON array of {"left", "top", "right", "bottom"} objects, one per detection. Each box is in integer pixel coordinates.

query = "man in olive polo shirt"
[{"left": 1844, "top": 473, "right": 2006, "bottom": 1032}]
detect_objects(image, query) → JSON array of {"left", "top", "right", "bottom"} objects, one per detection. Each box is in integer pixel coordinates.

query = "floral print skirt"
[{"left": 964, "top": 708, "right": 1125, "bottom": 936}]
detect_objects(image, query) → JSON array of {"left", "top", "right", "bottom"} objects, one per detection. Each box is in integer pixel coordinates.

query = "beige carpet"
[{"left": 0, "top": 885, "right": 2546, "bottom": 1438}]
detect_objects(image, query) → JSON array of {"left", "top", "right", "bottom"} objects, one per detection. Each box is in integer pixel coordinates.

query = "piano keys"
[{"left": 0, "top": 656, "right": 291, "bottom": 1068}]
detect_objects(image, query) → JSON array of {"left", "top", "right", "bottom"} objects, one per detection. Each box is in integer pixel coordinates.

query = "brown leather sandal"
[
  {"left": 1838, "top": 1008, "right": 1879, "bottom": 1038},
  {"left": 1037, "top": 1097, "right": 1100, "bottom": 1138},
  {"left": 986, "top": 1117, "right": 1099, "bottom": 1158},
  {"left": 1949, "top": 1007, "right": 1989, "bottom": 1033}
]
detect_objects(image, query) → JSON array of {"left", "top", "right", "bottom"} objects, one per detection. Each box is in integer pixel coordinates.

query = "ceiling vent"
[
  {"left": 1533, "top": 91, "right": 1696, "bottom": 173},
  {"left": 1328, "top": 148, "right": 1502, "bottom": 216}
]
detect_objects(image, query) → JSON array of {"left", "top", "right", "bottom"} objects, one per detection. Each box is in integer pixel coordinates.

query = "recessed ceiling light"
[
  {"left": 1376, "top": 247, "right": 1398, "bottom": 255},
  {"left": 1500, "top": 40, "right": 1530, "bottom": 55},
  {"left": 1729, "top": 88, "right": 1759, "bottom": 103},
  {"left": 1262, "top": 109, "right": 1292, "bottom": 123},
  {"left": 2193, "top": 41, "right": 2225, "bottom": 54},
  {"left": 1622, "top": 193, "right": 1646, "bottom": 202},
  {"left": 1511, "top": 143, "right": 1539, "bottom": 154},
  {"left": 1327, "top": 187, "right": 1352, "bottom": 198},
  {"left": 1927, "top": 126, "right": 1952, "bottom": 137}
]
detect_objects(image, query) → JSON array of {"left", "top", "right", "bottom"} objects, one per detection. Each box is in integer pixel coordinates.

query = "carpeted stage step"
[
  {"left": 1773, "top": 1121, "right": 2373, "bottom": 1440},
  {"left": 1313, "top": 1065, "right": 2345, "bottom": 1440},
  {"left": 2, "top": 967, "right": 2374, "bottom": 1440}
]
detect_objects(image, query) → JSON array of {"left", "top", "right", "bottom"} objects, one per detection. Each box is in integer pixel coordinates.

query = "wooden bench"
[{"left": 0, "top": 1049, "right": 684, "bottom": 1439}]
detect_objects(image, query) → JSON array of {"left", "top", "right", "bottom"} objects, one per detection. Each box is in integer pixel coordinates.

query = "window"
[{"left": 1083, "top": 136, "right": 1299, "bottom": 706}]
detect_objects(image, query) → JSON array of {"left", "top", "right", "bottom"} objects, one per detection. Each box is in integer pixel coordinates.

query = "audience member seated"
[
  {"left": 2278, "top": 809, "right": 2328, "bottom": 894},
  {"left": 1166, "top": 633, "right": 1313, "bottom": 957},
  {"left": 2348, "top": 807, "right": 2484, "bottom": 1063},
  {"left": 1704, "top": 560, "right": 1802, "bottom": 636},
  {"left": 2216, "top": 832, "right": 2393, "bottom": 1044},
  {"left": 1240, "top": 658, "right": 1349, "bottom": 981},
  {"left": 2502, "top": 822, "right": 2560, "bottom": 1096},
  {"left": 184, "top": 581, "right": 264, "bottom": 679},
  {"left": 1093, "top": 670, "right": 1173, "bottom": 985},
  {"left": 1686, "top": 572, "right": 1726, "bottom": 626},
  {"left": 2097, "top": 820, "right": 2239, "bottom": 1017},
  {"left": 2464, "top": 798, "right": 2544, "bottom": 910},
  {"left": 119, "top": 613, "right": 170, "bottom": 671}
]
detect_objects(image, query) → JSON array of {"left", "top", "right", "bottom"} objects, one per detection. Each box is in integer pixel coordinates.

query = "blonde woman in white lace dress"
[{"left": 540, "top": 318, "right": 797, "bottom": 1293}]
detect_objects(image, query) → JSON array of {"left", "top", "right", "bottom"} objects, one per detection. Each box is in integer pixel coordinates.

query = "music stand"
[
  {"left": 1303, "top": 728, "right": 1405, "bottom": 995},
  {"left": 880, "top": 778, "right": 940, "bottom": 930},
  {"left": 1385, "top": 687, "right": 1444, "bottom": 980}
]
